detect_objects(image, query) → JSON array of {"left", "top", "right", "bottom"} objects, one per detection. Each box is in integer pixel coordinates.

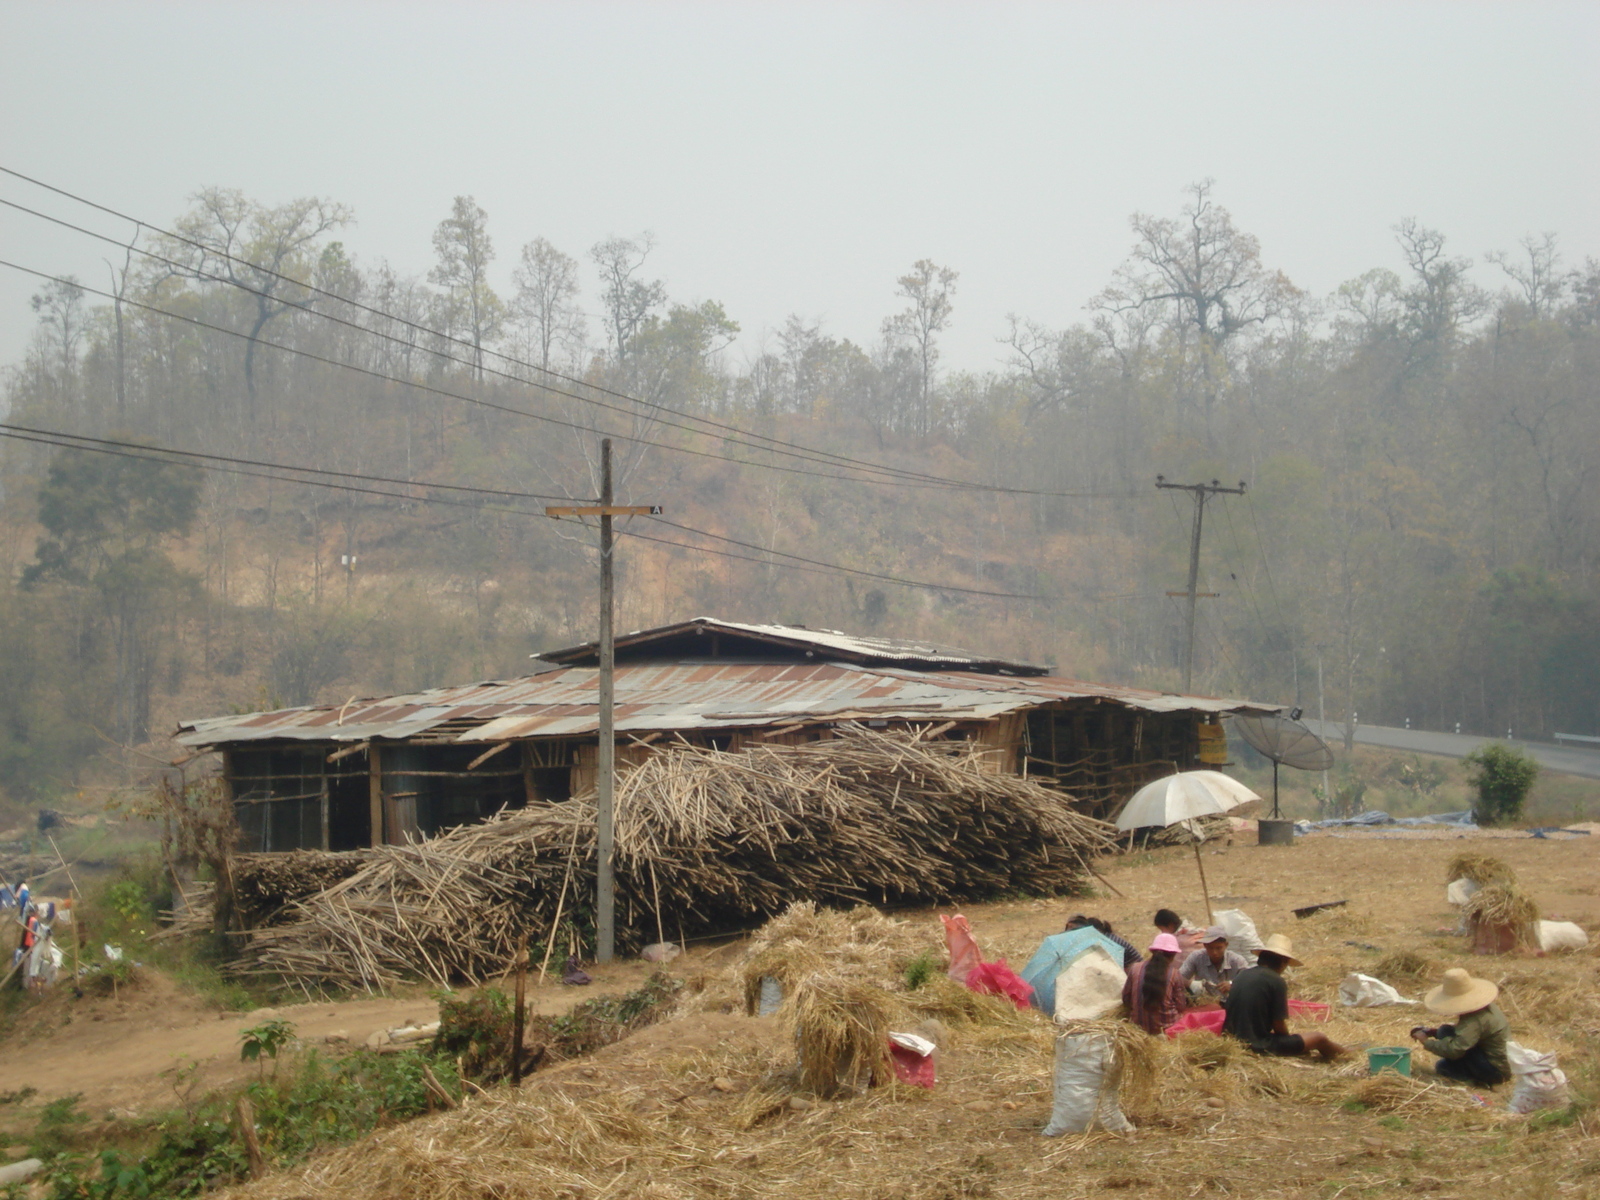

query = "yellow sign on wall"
[{"left": 1197, "top": 722, "right": 1228, "bottom": 765}]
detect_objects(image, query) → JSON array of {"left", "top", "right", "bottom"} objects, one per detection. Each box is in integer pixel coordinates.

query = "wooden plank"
[
  {"left": 466, "top": 741, "right": 512, "bottom": 770},
  {"left": 368, "top": 743, "right": 383, "bottom": 849},
  {"left": 327, "top": 741, "right": 370, "bottom": 764},
  {"left": 544, "top": 504, "right": 662, "bottom": 516}
]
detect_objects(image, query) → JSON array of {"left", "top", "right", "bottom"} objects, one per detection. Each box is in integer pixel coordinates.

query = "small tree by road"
[{"left": 1463, "top": 743, "right": 1540, "bottom": 826}]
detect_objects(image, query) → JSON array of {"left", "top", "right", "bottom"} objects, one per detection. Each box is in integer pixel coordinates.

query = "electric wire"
[
  {"left": 0, "top": 256, "right": 997, "bottom": 492},
  {"left": 0, "top": 170, "right": 1137, "bottom": 499},
  {"left": 0, "top": 420, "right": 573, "bottom": 503},
  {"left": 0, "top": 423, "right": 1043, "bottom": 600}
]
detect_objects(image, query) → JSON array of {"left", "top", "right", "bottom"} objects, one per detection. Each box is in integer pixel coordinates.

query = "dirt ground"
[
  {"left": 0, "top": 955, "right": 672, "bottom": 1128},
  {"left": 4, "top": 825, "right": 1598, "bottom": 1198}
]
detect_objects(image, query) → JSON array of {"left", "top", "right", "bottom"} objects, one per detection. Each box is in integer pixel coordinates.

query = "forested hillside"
[{"left": 2, "top": 181, "right": 1597, "bottom": 805}]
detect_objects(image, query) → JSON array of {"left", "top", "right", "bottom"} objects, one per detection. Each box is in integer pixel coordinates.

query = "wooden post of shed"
[{"left": 368, "top": 743, "right": 384, "bottom": 849}]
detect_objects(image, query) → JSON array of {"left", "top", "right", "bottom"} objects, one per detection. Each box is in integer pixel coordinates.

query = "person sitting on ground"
[
  {"left": 1221, "top": 935, "right": 1345, "bottom": 1061},
  {"left": 1154, "top": 908, "right": 1205, "bottom": 955},
  {"left": 1181, "top": 927, "right": 1250, "bottom": 999},
  {"left": 1122, "top": 933, "right": 1188, "bottom": 1034},
  {"left": 1064, "top": 913, "right": 1141, "bottom": 969},
  {"left": 1410, "top": 968, "right": 1510, "bottom": 1086}
]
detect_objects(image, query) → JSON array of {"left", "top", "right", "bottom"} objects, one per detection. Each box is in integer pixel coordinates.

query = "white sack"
[
  {"left": 1052, "top": 945, "right": 1126, "bottom": 1022},
  {"left": 1041, "top": 1033, "right": 1134, "bottom": 1137},
  {"left": 1446, "top": 877, "right": 1480, "bottom": 907},
  {"left": 1506, "top": 1041, "right": 1569, "bottom": 1114},
  {"left": 1212, "top": 909, "right": 1264, "bottom": 953},
  {"left": 1339, "top": 973, "right": 1413, "bottom": 1007},
  {"left": 757, "top": 976, "right": 784, "bottom": 1017},
  {"left": 1535, "top": 920, "right": 1588, "bottom": 952}
]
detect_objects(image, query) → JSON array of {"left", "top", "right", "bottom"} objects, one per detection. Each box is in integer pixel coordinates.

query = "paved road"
[{"left": 1305, "top": 720, "right": 1600, "bottom": 781}]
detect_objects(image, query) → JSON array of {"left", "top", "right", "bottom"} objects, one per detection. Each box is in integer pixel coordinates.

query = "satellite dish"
[{"left": 1229, "top": 713, "right": 1335, "bottom": 819}]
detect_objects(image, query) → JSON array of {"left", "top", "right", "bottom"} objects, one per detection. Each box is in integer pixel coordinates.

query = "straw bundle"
[
  {"left": 1445, "top": 853, "right": 1516, "bottom": 887},
  {"left": 217, "top": 727, "right": 1118, "bottom": 992},
  {"left": 1462, "top": 881, "right": 1541, "bottom": 945},
  {"left": 785, "top": 972, "right": 895, "bottom": 1097},
  {"left": 1372, "top": 949, "right": 1435, "bottom": 985}
]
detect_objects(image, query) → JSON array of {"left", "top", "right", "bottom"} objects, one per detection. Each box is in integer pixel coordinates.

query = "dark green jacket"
[{"left": 1424, "top": 1004, "right": 1510, "bottom": 1076}]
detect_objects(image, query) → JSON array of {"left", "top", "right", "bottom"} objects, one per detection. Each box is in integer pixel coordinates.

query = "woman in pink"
[{"left": 1123, "top": 933, "right": 1188, "bottom": 1034}]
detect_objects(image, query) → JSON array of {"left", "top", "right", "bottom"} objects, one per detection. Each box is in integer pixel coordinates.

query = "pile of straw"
[
  {"left": 786, "top": 972, "right": 895, "bottom": 1096},
  {"left": 1445, "top": 852, "right": 1516, "bottom": 887},
  {"left": 1462, "top": 881, "right": 1541, "bottom": 946},
  {"left": 220, "top": 727, "right": 1118, "bottom": 991}
]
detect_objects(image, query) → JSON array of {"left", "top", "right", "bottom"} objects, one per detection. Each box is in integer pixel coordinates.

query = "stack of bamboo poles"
[{"left": 223, "top": 726, "right": 1119, "bottom": 993}]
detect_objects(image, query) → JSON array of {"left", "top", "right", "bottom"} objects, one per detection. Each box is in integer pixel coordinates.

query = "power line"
[
  {"left": 0, "top": 422, "right": 1042, "bottom": 600},
  {"left": 639, "top": 515, "right": 1042, "bottom": 600},
  {"left": 0, "top": 257, "right": 989, "bottom": 493},
  {"left": 0, "top": 170, "right": 1137, "bottom": 500},
  {"left": 0, "top": 421, "right": 572, "bottom": 503}
]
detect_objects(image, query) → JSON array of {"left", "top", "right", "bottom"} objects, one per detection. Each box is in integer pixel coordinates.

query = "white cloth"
[{"left": 1338, "top": 973, "right": 1414, "bottom": 1007}]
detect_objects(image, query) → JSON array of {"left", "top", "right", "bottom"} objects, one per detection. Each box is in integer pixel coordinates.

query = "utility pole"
[
  {"left": 1156, "top": 477, "right": 1246, "bottom": 692},
  {"left": 546, "top": 439, "right": 661, "bottom": 963}
]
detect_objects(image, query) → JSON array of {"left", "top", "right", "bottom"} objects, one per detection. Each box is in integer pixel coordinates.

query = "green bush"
[
  {"left": 1463, "top": 742, "right": 1540, "bottom": 826},
  {"left": 903, "top": 949, "right": 938, "bottom": 990}
]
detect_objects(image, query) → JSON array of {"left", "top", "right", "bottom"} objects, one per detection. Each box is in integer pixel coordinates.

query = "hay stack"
[
  {"left": 1445, "top": 852, "right": 1516, "bottom": 887},
  {"left": 1462, "top": 881, "right": 1541, "bottom": 951},
  {"left": 220, "top": 727, "right": 1118, "bottom": 991},
  {"left": 786, "top": 972, "right": 895, "bottom": 1096}
]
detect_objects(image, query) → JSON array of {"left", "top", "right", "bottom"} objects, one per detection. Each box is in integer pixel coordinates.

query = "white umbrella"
[{"left": 1115, "top": 770, "right": 1262, "bottom": 923}]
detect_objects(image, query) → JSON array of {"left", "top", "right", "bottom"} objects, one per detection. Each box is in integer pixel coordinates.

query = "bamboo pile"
[{"left": 224, "top": 726, "right": 1119, "bottom": 992}]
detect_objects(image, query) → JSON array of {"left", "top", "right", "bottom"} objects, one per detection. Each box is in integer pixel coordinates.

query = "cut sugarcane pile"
[{"left": 223, "top": 725, "right": 1118, "bottom": 992}]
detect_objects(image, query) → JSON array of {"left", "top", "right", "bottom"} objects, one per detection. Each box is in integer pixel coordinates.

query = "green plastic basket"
[{"left": 1367, "top": 1046, "right": 1412, "bottom": 1077}]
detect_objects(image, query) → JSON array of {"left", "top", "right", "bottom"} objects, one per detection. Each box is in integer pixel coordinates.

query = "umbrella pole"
[{"left": 1192, "top": 840, "right": 1214, "bottom": 924}]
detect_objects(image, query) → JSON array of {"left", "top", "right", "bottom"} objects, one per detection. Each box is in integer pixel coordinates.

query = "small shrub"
[
  {"left": 434, "top": 987, "right": 514, "bottom": 1082},
  {"left": 239, "top": 1019, "right": 295, "bottom": 1077},
  {"left": 903, "top": 950, "right": 939, "bottom": 991},
  {"left": 1464, "top": 743, "right": 1540, "bottom": 826}
]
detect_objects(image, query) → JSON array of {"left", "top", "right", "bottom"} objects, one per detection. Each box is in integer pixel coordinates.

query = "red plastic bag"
[
  {"left": 941, "top": 913, "right": 981, "bottom": 984},
  {"left": 965, "top": 958, "right": 1035, "bottom": 1010},
  {"left": 1165, "top": 998, "right": 1331, "bottom": 1038},
  {"left": 889, "top": 1039, "right": 937, "bottom": 1088}
]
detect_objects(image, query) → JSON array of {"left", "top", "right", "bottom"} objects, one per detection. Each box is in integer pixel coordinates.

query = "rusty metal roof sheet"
[{"left": 175, "top": 661, "right": 1276, "bottom": 748}]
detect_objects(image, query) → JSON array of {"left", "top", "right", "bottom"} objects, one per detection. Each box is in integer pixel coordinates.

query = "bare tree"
[
  {"left": 160, "top": 189, "right": 353, "bottom": 413},
  {"left": 28, "top": 275, "right": 87, "bottom": 400},
  {"left": 1488, "top": 232, "right": 1566, "bottom": 319},
  {"left": 1393, "top": 218, "right": 1485, "bottom": 355},
  {"left": 430, "top": 196, "right": 503, "bottom": 380},
  {"left": 511, "top": 237, "right": 586, "bottom": 374},
  {"left": 1094, "top": 180, "right": 1294, "bottom": 413},
  {"left": 591, "top": 234, "right": 666, "bottom": 362},
  {"left": 882, "top": 259, "right": 958, "bottom": 435}
]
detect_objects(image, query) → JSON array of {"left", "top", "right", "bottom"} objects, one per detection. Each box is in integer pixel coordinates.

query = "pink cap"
[{"left": 1149, "top": 933, "right": 1181, "bottom": 954}]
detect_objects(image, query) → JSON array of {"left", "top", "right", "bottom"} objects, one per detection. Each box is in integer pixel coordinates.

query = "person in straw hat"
[
  {"left": 1410, "top": 968, "right": 1510, "bottom": 1086},
  {"left": 1221, "top": 934, "right": 1346, "bottom": 1061}
]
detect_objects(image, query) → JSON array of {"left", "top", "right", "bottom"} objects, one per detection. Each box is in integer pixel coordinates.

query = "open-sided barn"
[{"left": 175, "top": 617, "right": 1276, "bottom": 852}]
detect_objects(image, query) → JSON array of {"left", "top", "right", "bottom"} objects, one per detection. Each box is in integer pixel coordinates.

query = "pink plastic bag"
[
  {"left": 941, "top": 913, "right": 981, "bottom": 984},
  {"left": 965, "top": 958, "right": 1035, "bottom": 1010}
]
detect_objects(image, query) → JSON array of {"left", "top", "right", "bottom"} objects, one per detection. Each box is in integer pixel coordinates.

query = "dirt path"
[{"left": 0, "top": 954, "right": 671, "bottom": 1116}]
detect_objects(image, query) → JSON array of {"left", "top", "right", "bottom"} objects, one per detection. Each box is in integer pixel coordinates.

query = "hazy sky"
[{"left": 1, "top": 1, "right": 1596, "bottom": 375}]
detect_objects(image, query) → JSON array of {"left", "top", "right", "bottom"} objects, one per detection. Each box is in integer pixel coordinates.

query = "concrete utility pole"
[
  {"left": 546, "top": 439, "right": 661, "bottom": 963},
  {"left": 1156, "top": 477, "right": 1246, "bottom": 692}
]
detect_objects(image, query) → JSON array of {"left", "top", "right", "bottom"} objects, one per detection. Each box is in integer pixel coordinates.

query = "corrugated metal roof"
[
  {"left": 175, "top": 661, "right": 1276, "bottom": 748},
  {"left": 537, "top": 616, "right": 1050, "bottom": 674}
]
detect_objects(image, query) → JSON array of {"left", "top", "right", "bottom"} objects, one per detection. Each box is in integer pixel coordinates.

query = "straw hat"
[
  {"left": 1424, "top": 968, "right": 1499, "bottom": 1016},
  {"left": 1251, "top": 934, "right": 1303, "bottom": 967},
  {"left": 1149, "top": 932, "right": 1181, "bottom": 954}
]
